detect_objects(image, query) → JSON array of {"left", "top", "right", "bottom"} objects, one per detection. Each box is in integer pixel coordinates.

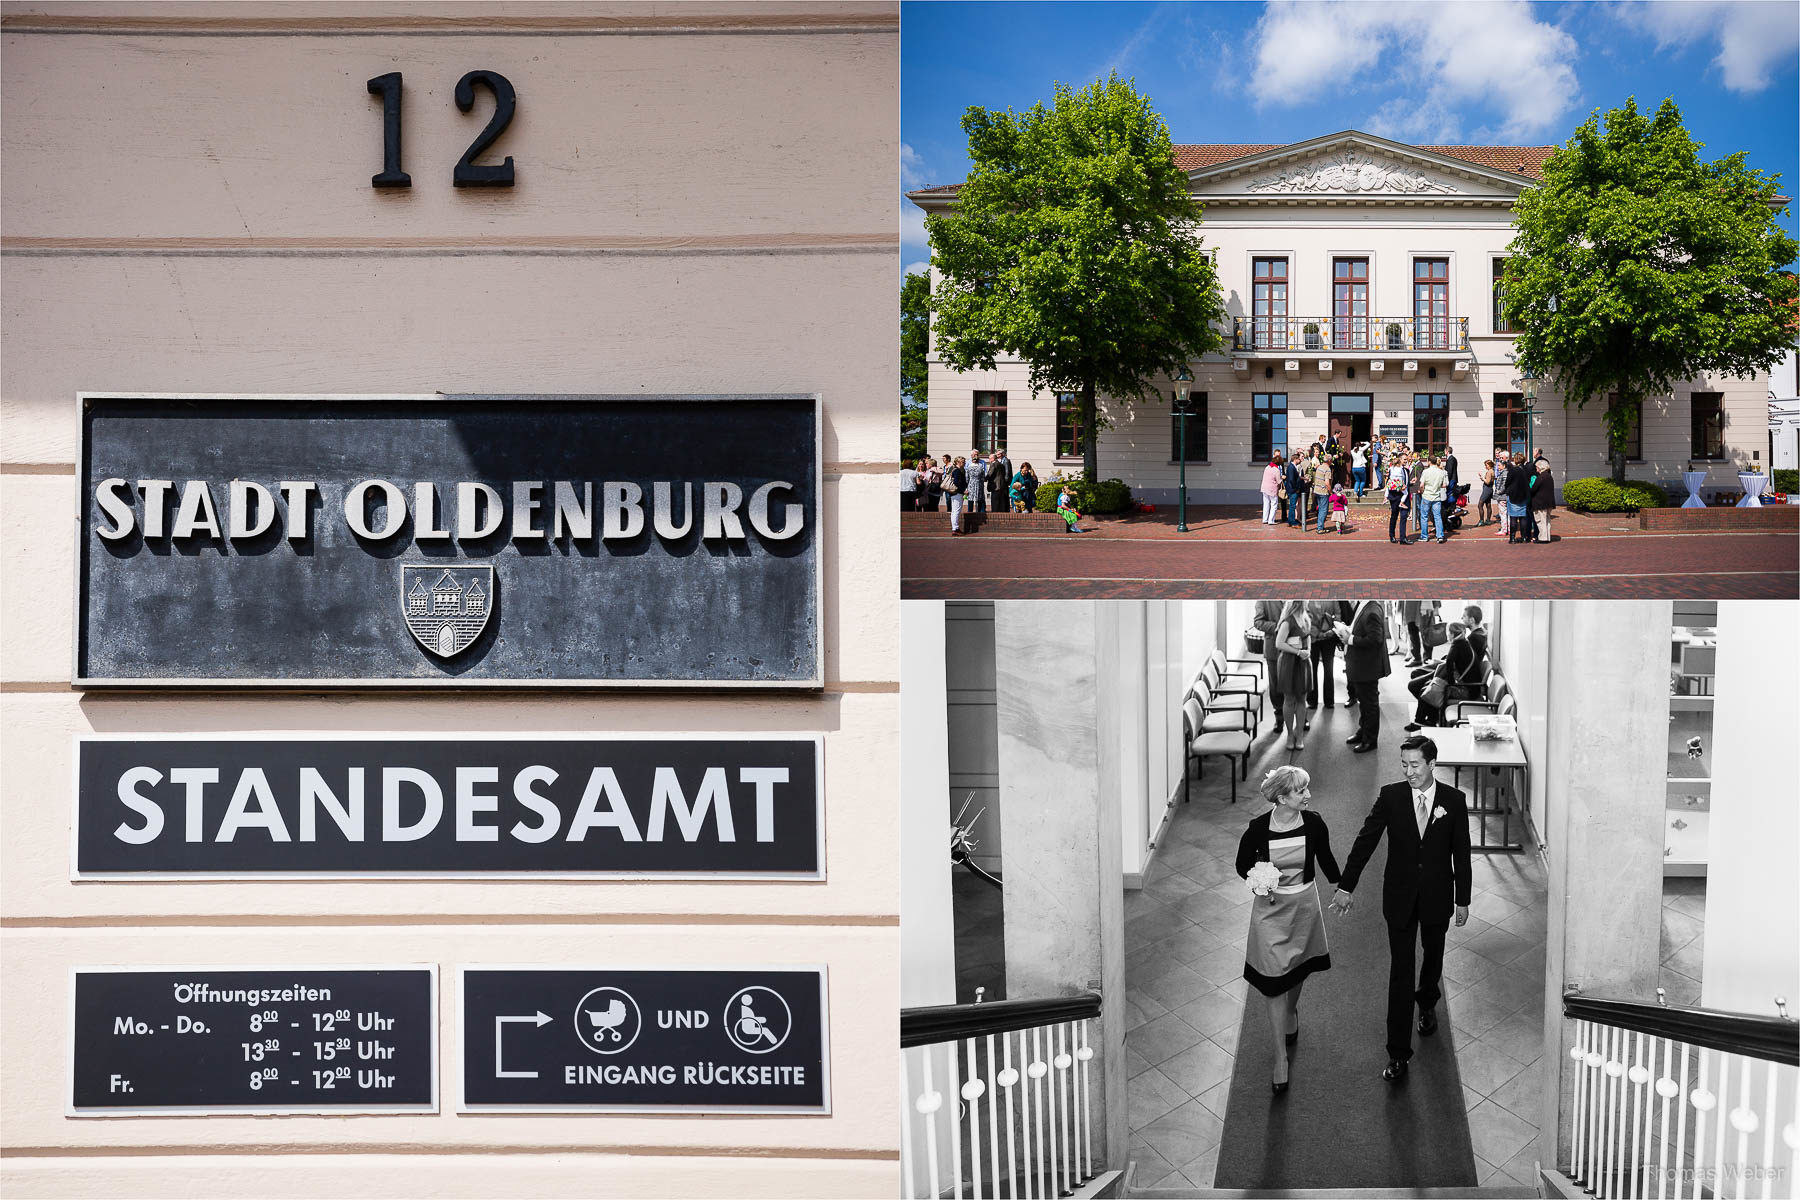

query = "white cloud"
[
  {"left": 1615, "top": 0, "right": 1800, "bottom": 94},
  {"left": 1249, "top": 1, "right": 1580, "bottom": 139},
  {"left": 900, "top": 143, "right": 928, "bottom": 191},
  {"left": 1367, "top": 97, "right": 1465, "bottom": 145},
  {"left": 904, "top": 260, "right": 932, "bottom": 277},
  {"left": 902, "top": 204, "right": 929, "bottom": 255}
]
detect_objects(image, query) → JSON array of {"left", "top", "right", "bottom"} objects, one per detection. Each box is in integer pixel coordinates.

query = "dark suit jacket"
[
  {"left": 1340, "top": 780, "right": 1472, "bottom": 925},
  {"left": 1342, "top": 600, "right": 1390, "bottom": 682},
  {"left": 1236, "top": 810, "right": 1341, "bottom": 886}
]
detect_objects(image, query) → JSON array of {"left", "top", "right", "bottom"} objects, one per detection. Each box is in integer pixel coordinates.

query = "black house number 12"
[{"left": 366, "top": 71, "right": 516, "bottom": 188}]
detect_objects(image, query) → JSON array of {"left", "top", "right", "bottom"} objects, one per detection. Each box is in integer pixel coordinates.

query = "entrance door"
[{"left": 1329, "top": 394, "right": 1372, "bottom": 448}]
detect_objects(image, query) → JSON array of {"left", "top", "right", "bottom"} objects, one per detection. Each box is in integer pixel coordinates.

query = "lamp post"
[
  {"left": 1174, "top": 367, "right": 1194, "bottom": 532},
  {"left": 1509, "top": 358, "right": 1540, "bottom": 460}
]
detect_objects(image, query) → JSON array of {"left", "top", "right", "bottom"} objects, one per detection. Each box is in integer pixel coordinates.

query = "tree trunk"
[
  {"left": 1612, "top": 448, "right": 1627, "bottom": 486},
  {"left": 1081, "top": 378, "right": 1098, "bottom": 483}
]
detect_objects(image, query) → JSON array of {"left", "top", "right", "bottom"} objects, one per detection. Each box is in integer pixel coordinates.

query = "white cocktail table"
[
  {"left": 1681, "top": 470, "right": 1708, "bottom": 509},
  {"left": 1736, "top": 472, "right": 1765, "bottom": 507}
]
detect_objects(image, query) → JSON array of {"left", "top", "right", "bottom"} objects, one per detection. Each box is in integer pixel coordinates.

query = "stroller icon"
[{"left": 574, "top": 987, "right": 640, "bottom": 1055}]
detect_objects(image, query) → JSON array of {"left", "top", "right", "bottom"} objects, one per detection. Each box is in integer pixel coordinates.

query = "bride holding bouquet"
[{"left": 1235, "top": 765, "right": 1341, "bottom": 1093}]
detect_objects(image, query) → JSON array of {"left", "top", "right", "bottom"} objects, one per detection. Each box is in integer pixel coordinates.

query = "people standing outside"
[
  {"left": 1351, "top": 442, "right": 1368, "bottom": 499},
  {"left": 1370, "top": 439, "right": 1384, "bottom": 490},
  {"left": 1260, "top": 455, "right": 1284, "bottom": 524},
  {"left": 1418, "top": 454, "right": 1449, "bottom": 544},
  {"left": 900, "top": 461, "right": 919, "bottom": 512},
  {"left": 1476, "top": 458, "right": 1495, "bottom": 527},
  {"left": 965, "top": 450, "right": 987, "bottom": 516},
  {"left": 1493, "top": 451, "right": 1512, "bottom": 539},
  {"left": 989, "top": 450, "right": 1011, "bottom": 514},
  {"left": 1409, "top": 454, "right": 1428, "bottom": 542},
  {"left": 1284, "top": 454, "right": 1305, "bottom": 528},
  {"left": 1055, "top": 480, "right": 1085, "bottom": 533},
  {"left": 945, "top": 456, "right": 968, "bottom": 534},
  {"left": 1504, "top": 452, "right": 1533, "bottom": 544},
  {"left": 1336, "top": 600, "right": 1389, "bottom": 754},
  {"left": 1011, "top": 462, "right": 1038, "bottom": 513},
  {"left": 1329, "top": 484, "right": 1349, "bottom": 534},
  {"left": 1312, "top": 446, "right": 1334, "bottom": 534},
  {"left": 1443, "top": 446, "right": 1459, "bottom": 498},
  {"left": 1530, "top": 450, "right": 1556, "bottom": 544},
  {"left": 1386, "top": 453, "right": 1412, "bottom": 544}
]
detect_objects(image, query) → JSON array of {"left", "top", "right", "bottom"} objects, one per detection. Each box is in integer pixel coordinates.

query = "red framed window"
[
  {"left": 1056, "top": 392, "right": 1083, "bottom": 460},
  {"left": 1333, "top": 257, "right": 1369, "bottom": 349},
  {"left": 1252, "top": 257, "right": 1288, "bottom": 349},
  {"left": 1414, "top": 258, "right": 1449, "bottom": 350}
]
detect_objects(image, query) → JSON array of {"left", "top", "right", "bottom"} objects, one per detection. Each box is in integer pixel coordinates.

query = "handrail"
[
  {"left": 1563, "top": 989, "right": 1798, "bottom": 1066},
  {"left": 902, "top": 992, "right": 1102, "bottom": 1049}
]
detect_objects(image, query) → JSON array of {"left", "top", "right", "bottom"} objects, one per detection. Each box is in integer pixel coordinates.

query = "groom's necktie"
[{"left": 1415, "top": 789, "right": 1430, "bottom": 837}]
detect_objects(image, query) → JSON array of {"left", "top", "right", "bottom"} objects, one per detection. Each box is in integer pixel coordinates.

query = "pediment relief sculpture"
[{"left": 1243, "top": 150, "right": 1458, "bottom": 195}]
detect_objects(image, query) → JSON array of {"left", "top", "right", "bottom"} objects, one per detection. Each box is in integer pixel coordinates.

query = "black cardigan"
[{"left": 1236, "top": 810, "right": 1342, "bottom": 886}]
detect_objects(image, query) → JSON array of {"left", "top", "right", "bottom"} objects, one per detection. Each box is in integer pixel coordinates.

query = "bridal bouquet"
[{"left": 1246, "top": 861, "right": 1282, "bottom": 901}]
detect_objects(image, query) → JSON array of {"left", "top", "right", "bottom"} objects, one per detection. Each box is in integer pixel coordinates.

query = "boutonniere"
[{"left": 1430, "top": 805, "right": 1446, "bottom": 825}]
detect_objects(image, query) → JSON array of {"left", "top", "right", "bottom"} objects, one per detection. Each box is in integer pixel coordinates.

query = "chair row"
[{"left": 1178, "top": 649, "right": 1265, "bottom": 805}]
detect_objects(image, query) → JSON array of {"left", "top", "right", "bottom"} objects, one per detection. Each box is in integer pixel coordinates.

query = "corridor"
[{"left": 1124, "top": 647, "right": 1549, "bottom": 1193}]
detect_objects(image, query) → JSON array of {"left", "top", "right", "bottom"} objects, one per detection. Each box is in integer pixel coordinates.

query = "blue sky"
[{"left": 901, "top": 0, "right": 1800, "bottom": 274}]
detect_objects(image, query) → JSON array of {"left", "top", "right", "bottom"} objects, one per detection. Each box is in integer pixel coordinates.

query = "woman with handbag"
[
  {"left": 1273, "top": 601, "right": 1312, "bottom": 750},
  {"left": 1409, "top": 625, "right": 1488, "bottom": 726}
]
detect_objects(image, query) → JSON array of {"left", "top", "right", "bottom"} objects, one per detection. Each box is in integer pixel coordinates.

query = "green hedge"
[
  {"left": 1773, "top": 469, "right": 1798, "bottom": 494},
  {"left": 1561, "top": 477, "right": 1671, "bottom": 513},
  {"left": 1035, "top": 477, "right": 1134, "bottom": 515}
]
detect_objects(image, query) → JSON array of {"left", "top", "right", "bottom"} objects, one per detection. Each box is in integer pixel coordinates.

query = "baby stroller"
[
  {"left": 585, "top": 998, "right": 629, "bottom": 1043},
  {"left": 1442, "top": 484, "right": 1471, "bottom": 534}
]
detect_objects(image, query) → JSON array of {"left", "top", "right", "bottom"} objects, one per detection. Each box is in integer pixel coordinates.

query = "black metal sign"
[
  {"left": 73, "top": 736, "right": 823, "bottom": 879},
  {"left": 69, "top": 967, "right": 436, "bottom": 1114},
  {"left": 76, "top": 394, "right": 820, "bottom": 687},
  {"left": 458, "top": 967, "right": 829, "bottom": 1113}
]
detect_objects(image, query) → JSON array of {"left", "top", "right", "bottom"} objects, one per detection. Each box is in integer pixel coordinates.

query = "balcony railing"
[
  {"left": 1232, "top": 315, "right": 1470, "bottom": 354},
  {"left": 901, "top": 992, "right": 1110, "bottom": 1200},
  {"left": 1560, "top": 988, "right": 1798, "bottom": 1200}
]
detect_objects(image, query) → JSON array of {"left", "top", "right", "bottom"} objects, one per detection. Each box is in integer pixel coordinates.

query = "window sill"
[{"left": 1168, "top": 461, "right": 1212, "bottom": 467}]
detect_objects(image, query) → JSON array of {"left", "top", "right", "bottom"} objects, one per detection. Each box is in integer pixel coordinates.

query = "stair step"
[{"left": 1130, "top": 1188, "right": 1534, "bottom": 1199}]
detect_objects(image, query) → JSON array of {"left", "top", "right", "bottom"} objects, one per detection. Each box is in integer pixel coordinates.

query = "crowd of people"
[
  {"left": 1257, "top": 436, "right": 1558, "bottom": 545},
  {"left": 1253, "top": 600, "right": 1493, "bottom": 754},
  {"left": 900, "top": 449, "right": 1049, "bottom": 535}
]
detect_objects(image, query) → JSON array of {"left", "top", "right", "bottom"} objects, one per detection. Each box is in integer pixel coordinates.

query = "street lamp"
[
  {"left": 1509, "top": 357, "right": 1540, "bottom": 460},
  {"left": 1173, "top": 366, "right": 1194, "bottom": 533}
]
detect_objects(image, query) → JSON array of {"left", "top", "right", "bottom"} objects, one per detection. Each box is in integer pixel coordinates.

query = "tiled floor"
[
  {"left": 1657, "top": 877, "right": 1707, "bottom": 1007},
  {"left": 1124, "top": 656, "right": 1550, "bottom": 1192}
]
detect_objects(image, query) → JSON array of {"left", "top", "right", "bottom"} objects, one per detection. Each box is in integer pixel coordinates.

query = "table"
[
  {"left": 1681, "top": 470, "right": 1709, "bottom": 509},
  {"left": 1736, "top": 472, "right": 1766, "bottom": 507},
  {"left": 1429, "top": 725, "right": 1529, "bottom": 853}
]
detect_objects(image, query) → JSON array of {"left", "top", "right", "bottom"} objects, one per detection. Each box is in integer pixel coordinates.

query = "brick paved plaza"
[{"left": 902, "top": 507, "right": 1799, "bottom": 598}]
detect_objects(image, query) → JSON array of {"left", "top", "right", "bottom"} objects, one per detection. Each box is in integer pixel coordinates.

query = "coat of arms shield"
[{"left": 400, "top": 564, "right": 494, "bottom": 658}]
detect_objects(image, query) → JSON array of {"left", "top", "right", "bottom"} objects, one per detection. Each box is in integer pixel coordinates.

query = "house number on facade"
[{"left": 367, "top": 70, "right": 516, "bottom": 188}]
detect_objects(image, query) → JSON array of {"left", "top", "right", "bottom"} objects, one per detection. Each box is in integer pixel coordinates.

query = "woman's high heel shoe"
[{"left": 1271, "top": 1077, "right": 1289, "bottom": 1095}]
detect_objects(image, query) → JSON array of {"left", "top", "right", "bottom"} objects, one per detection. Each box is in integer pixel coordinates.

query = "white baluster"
[
  {"left": 1571, "top": 1021, "right": 1588, "bottom": 1185},
  {"left": 902, "top": 1049, "right": 918, "bottom": 1200},
  {"left": 1058, "top": 1022, "right": 1073, "bottom": 1194},
  {"left": 948, "top": 1040, "right": 965, "bottom": 1200},
  {"left": 1602, "top": 1024, "right": 1620, "bottom": 1198},
  {"left": 1630, "top": 1030, "right": 1647, "bottom": 1199},
  {"left": 1008, "top": 1036, "right": 1022, "bottom": 1200},
  {"left": 1691, "top": 1049, "right": 1711, "bottom": 1200},
  {"left": 1656, "top": 1037, "right": 1677, "bottom": 1200},
  {"left": 1079, "top": 1020, "right": 1095, "bottom": 1180},
  {"left": 1711, "top": 1053, "right": 1731, "bottom": 1200},
  {"left": 987, "top": 1033, "right": 1001, "bottom": 1200},
  {"left": 920, "top": 1045, "right": 943, "bottom": 1200},
  {"left": 1732, "top": 1056, "right": 1754, "bottom": 1200},
  {"left": 1758, "top": 1057, "right": 1777, "bottom": 1200},
  {"left": 1592, "top": 1023, "right": 1607, "bottom": 1192},
  {"left": 964, "top": 1036, "right": 984, "bottom": 1200},
  {"left": 1031, "top": 1026, "right": 1047, "bottom": 1200}
]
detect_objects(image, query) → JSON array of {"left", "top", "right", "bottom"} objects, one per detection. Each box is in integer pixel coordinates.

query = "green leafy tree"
[
  {"left": 1504, "top": 97, "right": 1798, "bottom": 483},
  {"left": 925, "top": 74, "right": 1227, "bottom": 481},
  {"left": 900, "top": 270, "right": 931, "bottom": 464}
]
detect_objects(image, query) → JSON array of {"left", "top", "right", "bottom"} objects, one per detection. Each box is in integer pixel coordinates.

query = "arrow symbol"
[{"left": 495, "top": 1011, "right": 551, "bottom": 1079}]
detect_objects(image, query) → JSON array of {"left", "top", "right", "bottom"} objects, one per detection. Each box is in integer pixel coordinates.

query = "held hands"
[
  {"left": 1328, "top": 888, "right": 1354, "bottom": 916},
  {"left": 1455, "top": 905, "right": 1469, "bottom": 927}
]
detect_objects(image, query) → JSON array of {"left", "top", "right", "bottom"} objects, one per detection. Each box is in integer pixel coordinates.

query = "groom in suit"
[{"left": 1329, "top": 734, "right": 1472, "bottom": 1082}]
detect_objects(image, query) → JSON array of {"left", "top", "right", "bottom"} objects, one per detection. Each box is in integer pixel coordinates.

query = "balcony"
[{"left": 1231, "top": 315, "right": 1471, "bottom": 356}]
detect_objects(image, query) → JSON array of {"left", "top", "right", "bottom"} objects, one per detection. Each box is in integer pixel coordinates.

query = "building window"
[
  {"left": 1252, "top": 257, "right": 1288, "bottom": 349},
  {"left": 1414, "top": 257, "right": 1449, "bottom": 349},
  {"left": 1608, "top": 393, "right": 1643, "bottom": 461},
  {"left": 1056, "top": 392, "right": 1083, "bottom": 460},
  {"left": 1492, "top": 259, "right": 1512, "bottom": 334},
  {"left": 1413, "top": 393, "right": 1448, "bottom": 455},
  {"left": 1494, "top": 393, "right": 1528, "bottom": 458},
  {"left": 1252, "top": 393, "right": 1288, "bottom": 461},
  {"left": 1169, "top": 392, "right": 1207, "bottom": 462},
  {"left": 1332, "top": 257, "right": 1369, "bottom": 349},
  {"left": 973, "top": 390, "right": 1006, "bottom": 454},
  {"left": 1690, "top": 393, "right": 1724, "bottom": 459}
]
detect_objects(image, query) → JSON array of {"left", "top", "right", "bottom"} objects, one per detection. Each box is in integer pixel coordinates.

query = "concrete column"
[
  {"left": 901, "top": 600, "right": 956, "bottom": 1010},
  {"left": 1539, "top": 600, "right": 1673, "bottom": 1170},
  {"left": 994, "top": 600, "right": 1127, "bottom": 1170}
]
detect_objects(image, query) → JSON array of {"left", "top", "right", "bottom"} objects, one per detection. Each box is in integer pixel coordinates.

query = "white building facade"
[{"left": 911, "top": 132, "right": 1774, "bottom": 504}]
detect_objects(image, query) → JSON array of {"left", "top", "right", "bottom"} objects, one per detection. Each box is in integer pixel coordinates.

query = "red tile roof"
[{"left": 909, "top": 140, "right": 1558, "bottom": 198}]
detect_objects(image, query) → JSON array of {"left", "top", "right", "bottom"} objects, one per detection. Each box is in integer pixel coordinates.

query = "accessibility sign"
[{"left": 458, "top": 966, "right": 828, "bottom": 1113}]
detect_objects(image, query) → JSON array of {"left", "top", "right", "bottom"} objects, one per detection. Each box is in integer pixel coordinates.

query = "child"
[
  {"left": 1330, "top": 484, "right": 1349, "bottom": 534},
  {"left": 1056, "top": 484, "right": 1084, "bottom": 533}
]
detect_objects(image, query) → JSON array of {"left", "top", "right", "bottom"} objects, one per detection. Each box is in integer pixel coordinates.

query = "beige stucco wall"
[
  {"left": 0, "top": 4, "right": 899, "bottom": 1196},
  {"left": 923, "top": 173, "right": 1772, "bottom": 502}
]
